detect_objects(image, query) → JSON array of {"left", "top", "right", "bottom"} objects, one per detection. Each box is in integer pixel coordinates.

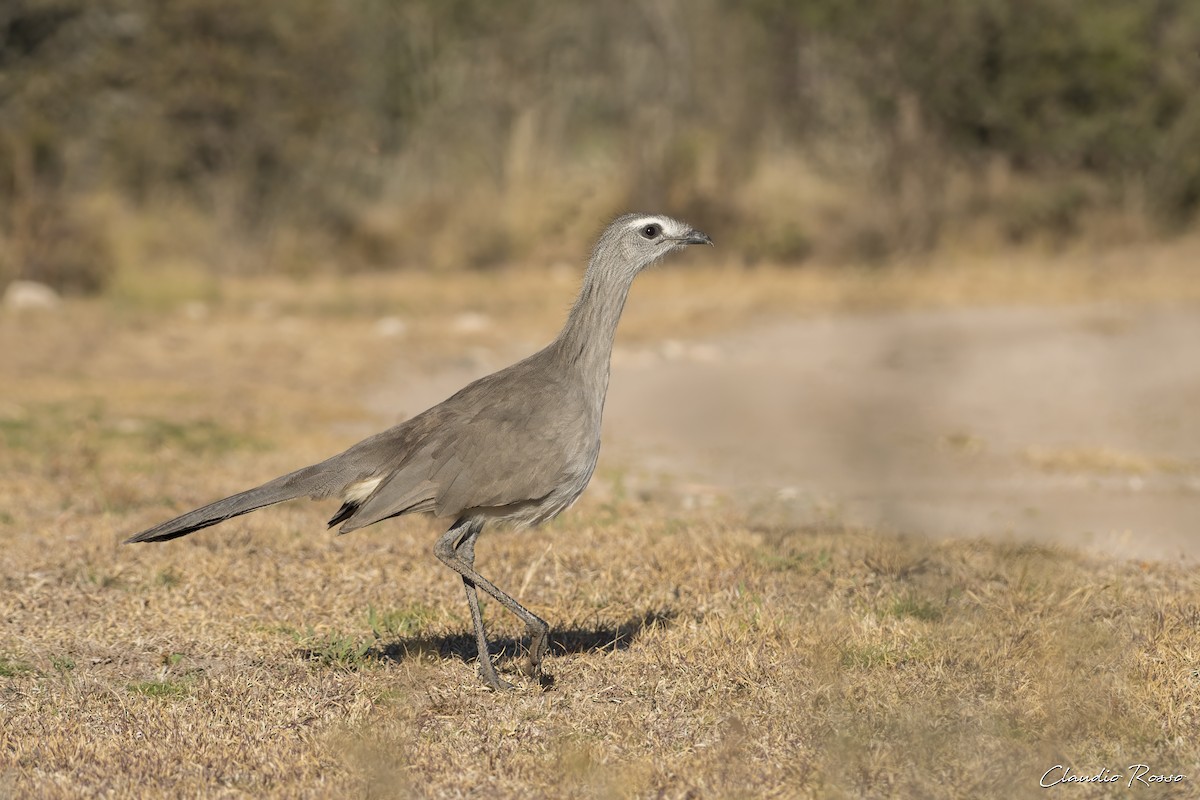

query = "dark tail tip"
[
  {"left": 123, "top": 517, "right": 223, "bottom": 544},
  {"left": 124, "top": 529, "right": 182, "bottom": 544},
  {"left": 327, "top": 501, "right": 359, "bottom": 529}
]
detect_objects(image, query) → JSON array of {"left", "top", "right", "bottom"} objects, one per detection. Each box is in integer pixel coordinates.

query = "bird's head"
[{"left": 593, "top": 213, "right": 713, "bottom": 277}]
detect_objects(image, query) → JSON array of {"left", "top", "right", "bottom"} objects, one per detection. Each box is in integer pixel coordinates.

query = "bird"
[{"left": 125, "top": 213, "right": 713, "bottom": 690}]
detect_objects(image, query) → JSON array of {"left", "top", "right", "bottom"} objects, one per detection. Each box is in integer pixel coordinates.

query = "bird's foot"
[
  {"left": 524, "top": 621, "right": 551, "bottom": 679},
  {"left": 478, "top": 660, "right": 515, "bottom": 691}
]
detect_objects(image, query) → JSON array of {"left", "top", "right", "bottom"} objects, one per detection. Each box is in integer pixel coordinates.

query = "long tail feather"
[{"left": 124, "top": 463, "right": 332, "bottom": 544}]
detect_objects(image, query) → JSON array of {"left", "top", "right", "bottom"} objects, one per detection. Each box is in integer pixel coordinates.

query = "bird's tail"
[{"left": 124, "top": 463, "right": 334, "bottom": 544}]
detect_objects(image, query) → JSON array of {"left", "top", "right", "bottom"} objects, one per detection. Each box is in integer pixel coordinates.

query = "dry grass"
[
  {"left": 5, "top": 510, "right": 1199, "bottom": 798},
  {"left": 1022, "top": 446, "right": 1196, "bottom": 476},
  {"left": 3, "top": 261, "right": 1200, "bottom": 798}
]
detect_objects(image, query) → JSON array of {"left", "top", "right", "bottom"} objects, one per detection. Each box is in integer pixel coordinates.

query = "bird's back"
[{"left": 335, "top": 343, "right": 602, "bottom": 531}]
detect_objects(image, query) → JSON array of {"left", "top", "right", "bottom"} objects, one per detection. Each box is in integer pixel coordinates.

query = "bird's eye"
[{"left": 641, "top": 224, "right": 661, "bottom": 239}]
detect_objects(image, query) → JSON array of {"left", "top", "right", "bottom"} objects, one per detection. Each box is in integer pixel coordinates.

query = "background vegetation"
[{"left": 2, "top": 0, "right": 1198, "bottom": 291}]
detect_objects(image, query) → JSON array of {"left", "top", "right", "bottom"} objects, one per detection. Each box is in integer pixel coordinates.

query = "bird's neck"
[{"left": 552, "top": 260, "right": 636, "bottom": 390}]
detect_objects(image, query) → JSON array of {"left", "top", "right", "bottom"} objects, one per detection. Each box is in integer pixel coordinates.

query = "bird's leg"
[
  {"left": 451, "top": 521, "right": 513, "bottom": 691},
  {"left": 435, "top": 521, "right": 551, "bottom": 687}
]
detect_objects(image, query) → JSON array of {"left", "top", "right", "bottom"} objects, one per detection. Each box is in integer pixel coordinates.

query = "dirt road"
[{"left": 375, "top": 305, "right": 1200, "bottom": 561}]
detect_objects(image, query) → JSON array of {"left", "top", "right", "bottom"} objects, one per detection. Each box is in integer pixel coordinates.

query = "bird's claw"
[
  {"left": 525, "top": 623, "right": 550, "bottom": 678},
  {"left": 479, "top": 662, "right": 515, "bottom": 691}
]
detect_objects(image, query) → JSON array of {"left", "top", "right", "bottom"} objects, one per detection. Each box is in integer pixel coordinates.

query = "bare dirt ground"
[{"left": 616, "top": 305, "right": 1200, "bottom": 559}]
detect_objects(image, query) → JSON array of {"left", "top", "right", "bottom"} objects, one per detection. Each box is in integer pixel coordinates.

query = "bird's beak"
[{"left": 681, "top": 229, "right": 714, "bottom": 247}]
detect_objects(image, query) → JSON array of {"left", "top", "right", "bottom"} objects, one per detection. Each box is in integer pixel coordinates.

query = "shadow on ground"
[
  {"left": 391, "top": 608, "right": 675, "bottom": 662},
  {"left": 294, "top": 609, "right": 677, "bottom": 675}
]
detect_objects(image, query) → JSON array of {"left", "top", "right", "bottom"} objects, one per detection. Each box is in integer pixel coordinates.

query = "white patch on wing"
[{"left": 343, "top": 476, "right": 383, "bottom": 504}]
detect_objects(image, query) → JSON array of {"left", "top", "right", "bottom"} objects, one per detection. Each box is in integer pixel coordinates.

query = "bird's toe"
[{"left": 479, "top": 668, "right": 516, "bottom": 691}]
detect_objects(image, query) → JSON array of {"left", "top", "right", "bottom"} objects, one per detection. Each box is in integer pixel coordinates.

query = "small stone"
[
  {"left": 452, "top": 312, "right": 491, "bottom": 334},
  {"left": 3, "top": 280, "right": 61, "bottom": 312},
  {"left": 114, "top": 418, "right": 146, "bottom": 434},
  {"left": 661, "top": 340, "right": 686, "bottom": 361},
  {"left": 182, "top": 301, "right": 209, "bottom": 321},
  {"left": 688, "top": 343, "right": 722, "bottom": 363},
  {"left": 612, "top": 347, "right": 656, "bottom": 368},
  {"left": 550, "top": 262, "right": 575, "bottom": 285},
  {"left": 374, "top": 316, "right": 409, "bottom": 338},
  {"left": 0, "top": 402, "right": 28, "bottom": 422}
]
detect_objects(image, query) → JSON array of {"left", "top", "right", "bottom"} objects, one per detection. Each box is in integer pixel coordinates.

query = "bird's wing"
[{"left": 338, "top": 363, "right": 593, "bottom": 532}]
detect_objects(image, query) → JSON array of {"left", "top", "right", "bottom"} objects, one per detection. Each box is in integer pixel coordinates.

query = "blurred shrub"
[
  {"left": 0, "top": 0, "right": 1196, "bottom": 291},
  {"left": 739, "top": 221, "right": 814, "bottom": 266},
  {"left": 1000, "top": 180, "right": 1094, "bottom": 245},
  {"left": 749, "top": 0, "right": 1200, "bottom": 243},
  {"left": 1149, "top": 104, "right": 1200, "bottom": 230}
]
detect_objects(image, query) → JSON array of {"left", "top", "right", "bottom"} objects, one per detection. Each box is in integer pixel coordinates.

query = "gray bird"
[{"left": 126, "top": 213, "right": 712, "bottom": 689}]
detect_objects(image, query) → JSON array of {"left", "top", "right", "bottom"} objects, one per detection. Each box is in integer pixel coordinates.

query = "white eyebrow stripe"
[{"left": 626, "top": 216, "right": 665, "bottom": 231}]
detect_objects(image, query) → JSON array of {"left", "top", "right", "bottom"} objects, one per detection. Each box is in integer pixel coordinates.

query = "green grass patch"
[
  {"left": 888, "top": 594, "right": 944, "bottom": 622},
  {"left": 109, "top": 417, "right": 263, "bottom": 456},
  {"left": 367, "top": 604, "right": 435, "bottom": 640},
  {"left": 78, "top": 567, "right": 124, "bottom": 590},
  {"left": 107, "top": 261, "right": 221, "bottom": 312},
  {"left": 0, "top": 401, "right": 264, "bottom": 457},
  {"left": 127, "top": 679, "right": 191, "bottom": 699},
  {"left": 295, "top": 628, "right": 378, "bottom": 671},
  {"left": 0, "top": 416, "right": 32, "bottom": 447},
  {"left": 0, "top": 657, "right": 34, "bottom": 678},
  {"left": 155, "top": 568, "right": 182, "bottom": 589}
]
